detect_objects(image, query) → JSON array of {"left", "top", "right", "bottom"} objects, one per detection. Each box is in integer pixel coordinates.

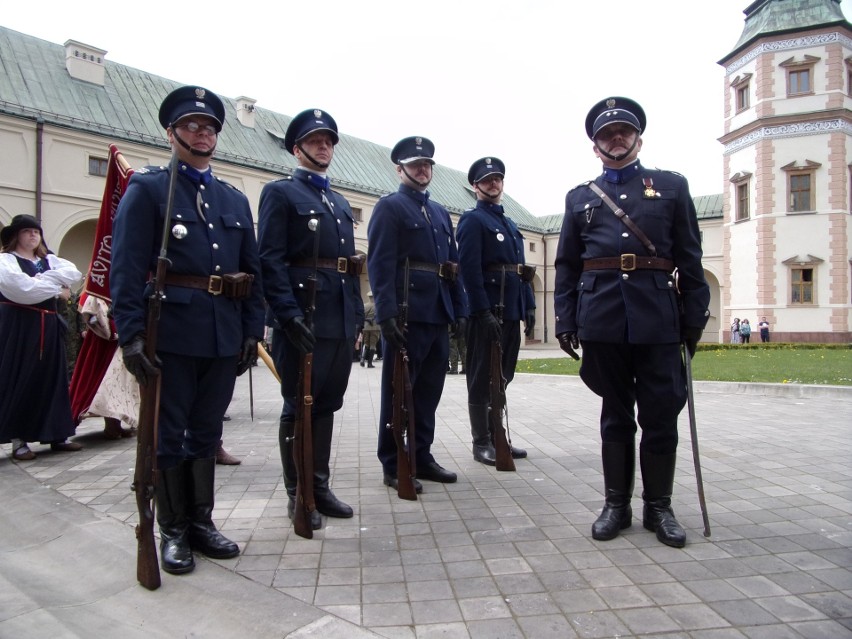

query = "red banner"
[
  {"left": 69, "top": 144, "right": 133, "bottom": 425},
  {"left": 83, "top": 143, "right": 133, "bottom": 303}
]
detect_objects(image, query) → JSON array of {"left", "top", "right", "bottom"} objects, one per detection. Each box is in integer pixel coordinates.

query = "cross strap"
[{"left": 587, "top": 182, "right": 657, "bottom": 257}]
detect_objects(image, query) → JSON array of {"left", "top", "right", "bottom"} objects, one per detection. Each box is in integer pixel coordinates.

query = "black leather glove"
[
  {"left": 451, "top": 317, "right": 467, "bottom": 339},
  {"left": 236, "top": 336, "right": 259, "bottom": 376},
  {"left": 475, "top": 310, "right": 501, "bottom": 341},
  {"left": 557, "top": 331, "right": 580, "bottom": 361},
  {"left": 524, "top": 309, "right": 536, "bottom": 337},
  {"left": 380, "top": 317, "right": 406, "bottom": 350},
  {"left": 283, "top": 316, "right": 315, "bottom": 354},
  {"left": 681, "top": 326, "right": 703, "bottom": 358},
  {"left": 121, "top": 334, "right": 160, "bottom": 386}
]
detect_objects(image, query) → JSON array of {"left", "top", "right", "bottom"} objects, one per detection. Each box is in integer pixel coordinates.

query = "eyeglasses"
[{"left": 177, "top": 121, "right": 218, "bottom": 136}]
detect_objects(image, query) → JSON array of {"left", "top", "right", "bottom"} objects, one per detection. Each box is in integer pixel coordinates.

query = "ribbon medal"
[{"left": 643, "top": 177, "right": 659, "bottom": 198}]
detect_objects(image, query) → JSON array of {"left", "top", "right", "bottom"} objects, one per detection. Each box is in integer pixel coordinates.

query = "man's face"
[
  {"left": 475, "top": 174, "right": 504, "bottom": 203},
  {"left": 397, "top": 159, "right": 433, "bottom": 188},
  {"left": 168, "top": 115, "right": 219, "bottom": 167},
  {"left": 295, "top": 131, "right": 335, "bottom": 169},
  {"left": 593, "top": 123, "right": 642, "bottom": 167}
]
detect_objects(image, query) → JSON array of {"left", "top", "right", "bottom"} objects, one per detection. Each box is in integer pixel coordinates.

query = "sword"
[{"left": 683, "top": 343, "right": 711, "bottom": 537}]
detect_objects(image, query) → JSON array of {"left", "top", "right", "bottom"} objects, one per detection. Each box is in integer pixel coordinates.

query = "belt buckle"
[
  {"left": 438, "top": 263, "right": 446, "bottom": 278},
  {"left": 515, "top": 264, "right": 524, "bottom": 276},
  {"left": 337, "top": 257, "right": 348, "bottom": 274},
  {"left": 620, "top": 254, "right": 637, "bottom": 271},
  {"left": 207, "top": 275, "right": 223, "bottom": 295}
]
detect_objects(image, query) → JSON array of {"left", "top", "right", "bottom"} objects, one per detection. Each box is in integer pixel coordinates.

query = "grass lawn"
[{"left": 516, "top": 346, "right": 852, "bottom": 386}]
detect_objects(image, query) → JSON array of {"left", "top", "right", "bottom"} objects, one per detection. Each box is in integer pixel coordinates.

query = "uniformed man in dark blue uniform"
[
  {"left": 111, "top": 86, "right": 266, "bottom": 574},
  {"left": 367, "top": 137, "right": 468, "bottom": 491},
  {"left": 457, "top": 157, "right": 533, "bottom": 465},
  {"left": 554, "top": 97, "right": 710, "bottom": 548},
  {"left": 258, "top": 109, "right": 364, "bottom": 530}
]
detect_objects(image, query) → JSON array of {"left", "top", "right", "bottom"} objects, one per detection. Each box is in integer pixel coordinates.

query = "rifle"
[
  {"left": 491, "top": 266, "right": 515, "bottom": 472},
  {"left": 292, "top": 218, "right": 319, "bottom": 538},
  {"left": 132, "top": 151, "right": 179, "bottom": 590},
  {"left": 388, "top": 259, "right": 417, "bottom": 500},
  {"left": 683, "top": 343, "right": 711, "bottom": 537}
]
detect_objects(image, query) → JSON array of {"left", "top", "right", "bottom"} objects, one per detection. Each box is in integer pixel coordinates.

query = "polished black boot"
[
  {"left": 366, "top": 347, "right": 375, "bottom": 368},
  {"left": 156, "top": 462, "right": 194, "bottom": 574},
  {"left": 313, "top": 414, "right": 353, "bottom": 518},
  {"left": 592, "top": 442, "right": 635, "bottom": 541},
  {"left": 184, "top": 457, "right": 240, "bottom": 559},
  {"left": 469, "top": 403, "right": 496, "bottom": 466},
  {"left": 280, "top": 416, "right": 321, "bottom": 529},
  {"left": 641, "top": 449, "right": 686, "bottom": 548}
]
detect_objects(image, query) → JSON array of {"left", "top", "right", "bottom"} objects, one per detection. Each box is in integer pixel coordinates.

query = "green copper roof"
[{"left": 726, "top": 0, "right": 849, "bottom": 59}]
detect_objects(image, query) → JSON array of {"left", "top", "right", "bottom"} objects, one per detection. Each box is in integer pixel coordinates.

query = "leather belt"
[
  {"left": 163, "top": 273, "right": 224, "bottom": 294},
  {"left": 486, "top": 263, "right": 536, "bottom": 282},
  {"left": 583, "top": 255, "right": 674, "bottom": 272},
  {"left": 409, "top": 260, "right": 458, "bottom": 282},
  {"left": 290, "top": 256, "right": 364, "bottom": 275}
]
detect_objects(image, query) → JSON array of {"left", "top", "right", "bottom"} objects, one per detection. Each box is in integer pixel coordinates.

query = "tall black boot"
[
  {"left": 592, "top": 442, "right": 635, "bottom": 541},
  {"left": 280, "top": 416, "right": 321, "bottom": 530},
  {"left": 469, "top": 403, "right": 496, "bottom": 466},
  {"left": 156, "top": 462, "right": 194, "bottom": 574},
  {"left": 184, "top": 457, "right": 240, "bottom": 559},
  {"left": 366, "top": 347, "right": 375, "bottom": 368},
  {"left": 640, "top": 449, "right": 686, "bottom": 548},
  {"left": 313, "top": 414, "right": 353, "bottom": 518}
]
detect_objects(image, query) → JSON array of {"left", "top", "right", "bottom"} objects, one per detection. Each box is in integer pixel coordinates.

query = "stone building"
[{"left": 1, "top": 0, "right": 849, "bottom": 344}]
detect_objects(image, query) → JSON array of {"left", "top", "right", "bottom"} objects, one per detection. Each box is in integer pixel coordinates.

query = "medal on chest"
[{"left": 643, "top": 177, "right": 660, "bottom": 198}]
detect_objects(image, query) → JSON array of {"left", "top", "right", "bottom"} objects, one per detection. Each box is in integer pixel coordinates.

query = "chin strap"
[
  {"left": 173, "top": 130, "right": 215, "bottom": 158},
  {"left": 595, "top": 136, "right": 639, "bottom": 162},
  {"left": 296, "top": 143, "right": 329, "bottom": 170},
  {"left": 401, "top": 165, "right": 430, "bottom": 189}
]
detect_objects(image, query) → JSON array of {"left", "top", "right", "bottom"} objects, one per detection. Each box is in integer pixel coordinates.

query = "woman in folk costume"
[{"left": 0, "top": 215, "right": 83, "bottom": 460}]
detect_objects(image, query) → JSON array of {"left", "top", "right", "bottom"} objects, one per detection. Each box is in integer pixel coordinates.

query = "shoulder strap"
[{"left": 587, "top": 182, "right": 657, "bottom": 256}]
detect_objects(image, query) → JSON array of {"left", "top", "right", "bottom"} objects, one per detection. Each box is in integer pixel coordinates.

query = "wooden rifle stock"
[
  {"left": 292, "top": 215, "right": 319, "bottom": 538},
  {"left": 489, "top": 339, "right": 515, "bottom": 472},
  {"left": 133, "top": 273, "right": 163, "bottom": 590},
  {"left": 390, "top": 348, "right": 417, "bottom": 500},
  {"left": 491, "top": 265, "right": 515, "bottom": 471},
  {"left": 130, "top": 152, "right": 180, "bottom": 590},
  {"left": 292, "top": 353, "right": 316, "bottom": 538}
]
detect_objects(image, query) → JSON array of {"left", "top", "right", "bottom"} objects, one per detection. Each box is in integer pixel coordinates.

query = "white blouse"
[{"left": 0, "top": 253, "right": 82, "bottom": 305}]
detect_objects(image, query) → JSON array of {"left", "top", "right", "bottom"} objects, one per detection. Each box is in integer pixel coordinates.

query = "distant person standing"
[
  {"left": 457, "top": 156, "right": 533, "bottom": 465},
  {"left": 759, "top": 316, "right": 770, "bottom": 343},
  {"left": 730, "top": 317, "right": 741, "bottom": 344},
  {"left": 740, "top": 318, "right": 751, "bottom": 344},
  {"left": 361, "top": 292, "right": 380, "bottom": 368}
]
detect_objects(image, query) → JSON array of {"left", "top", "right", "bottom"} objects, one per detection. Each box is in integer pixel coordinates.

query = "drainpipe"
[
  {"left": 542, "top": 237, "right": 548, "bottom": 343},
  {"left": 35, "top": 117, "right": 44, "bottom": 222}
]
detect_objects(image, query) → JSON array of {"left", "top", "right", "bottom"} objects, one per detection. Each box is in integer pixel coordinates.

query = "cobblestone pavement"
[{"left": 2, "top": 346, "right": 851, "bottom": 638}]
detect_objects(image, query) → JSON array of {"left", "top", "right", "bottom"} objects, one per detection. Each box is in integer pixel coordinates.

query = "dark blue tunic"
[
  {"left": 110, "top": 164, "right": 265, "bottom": 466},
  {"left": 553, "top": 162, "right": 710, "bottom": 453},
  {"left": 257, "top": 169, "right": 364, "bottom": 417}
]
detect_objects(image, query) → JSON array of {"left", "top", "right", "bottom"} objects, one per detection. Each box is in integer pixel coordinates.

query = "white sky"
[{"left": 3, "top": 0, "right": 851, "bottom": 216}]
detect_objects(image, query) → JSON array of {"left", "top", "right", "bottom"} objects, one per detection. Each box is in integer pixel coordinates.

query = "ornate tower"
[{"left": 719, "top": 0, "right": 852, "bottom": 342}]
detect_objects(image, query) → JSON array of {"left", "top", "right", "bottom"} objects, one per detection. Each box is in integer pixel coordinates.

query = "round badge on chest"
[
  {"left": 172, "top": 224, "right": 188, "bottom": 239},
  {"left": 496, "top": 233, "right": 505, "bottom": 242}
]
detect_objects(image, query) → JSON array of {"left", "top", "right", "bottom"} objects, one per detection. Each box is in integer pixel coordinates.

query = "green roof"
[
  {"left": 0, "top": 25, "right": 726, "bottom": 235},
  {"left": 725, "top": 0, "right": 849, "bottom": 60},
  {"left": 694, "top": 193, "right": 724, "bottom": 220}
]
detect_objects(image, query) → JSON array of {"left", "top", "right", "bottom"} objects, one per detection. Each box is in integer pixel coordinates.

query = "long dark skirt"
[{"left": 0, "top": 304, "right": 76, "bottom": 444}]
